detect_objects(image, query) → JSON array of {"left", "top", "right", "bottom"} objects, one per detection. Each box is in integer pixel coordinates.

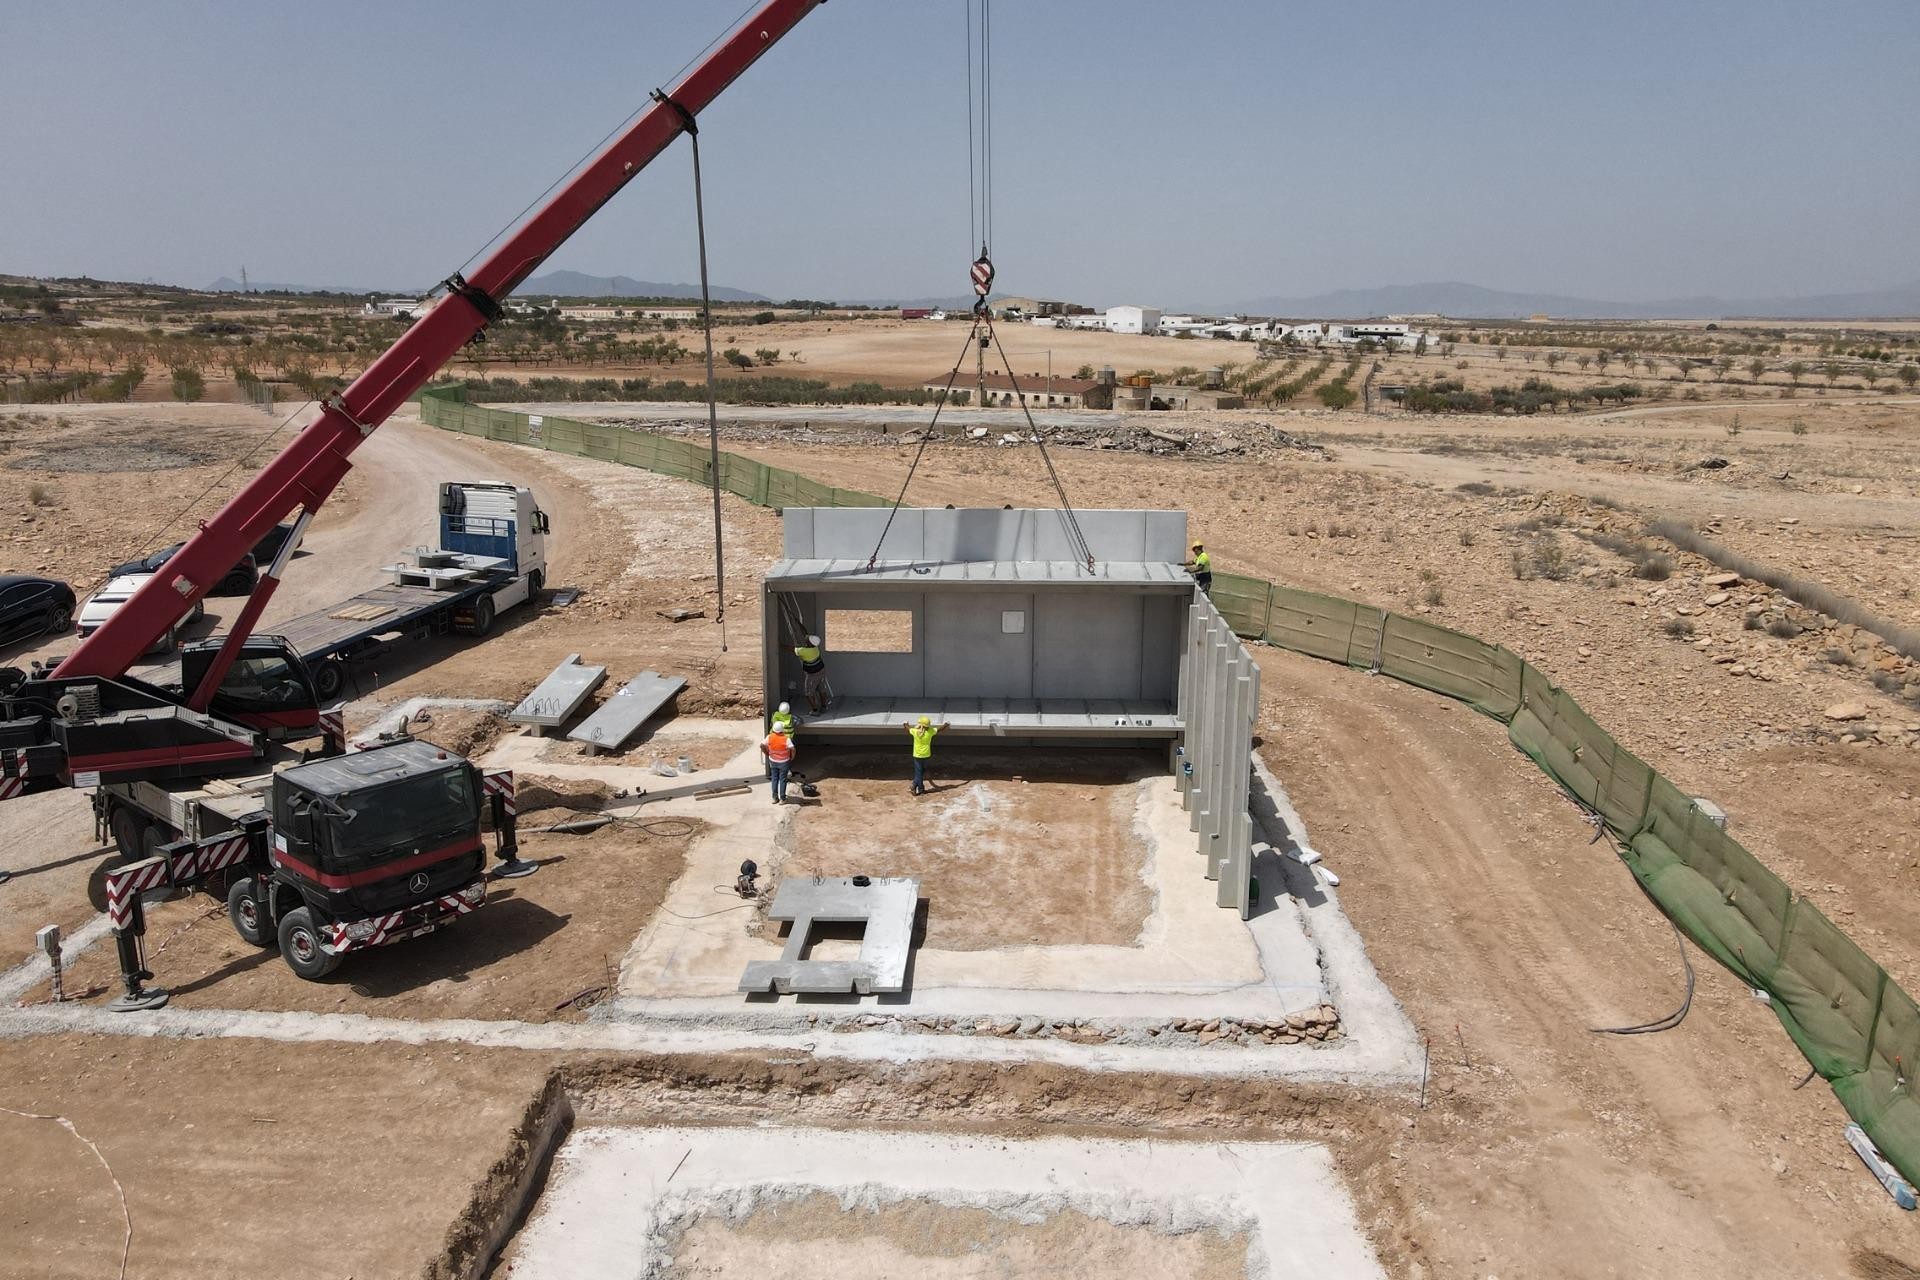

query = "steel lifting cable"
[
  {"left": 655, "top": 90, "right": 729, "bottom": 652},
  {"left": 982, "top": 315, "right": 1096, "bottom": 570},
  {"left": 864, "top": 317, "right": 986, "bottom": 571}
]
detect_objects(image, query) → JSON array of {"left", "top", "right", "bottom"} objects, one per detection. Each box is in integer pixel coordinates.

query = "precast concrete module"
[{"left": 763, "top": 507, "right": 1259, "bottom": 916}]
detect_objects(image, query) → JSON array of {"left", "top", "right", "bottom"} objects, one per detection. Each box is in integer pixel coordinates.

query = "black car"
[
  {"left": 0, "top": 574, "right": 76, "bottom": 647},
  {"left": 108, "top": 541, "right": 259, "bottom": 597}
]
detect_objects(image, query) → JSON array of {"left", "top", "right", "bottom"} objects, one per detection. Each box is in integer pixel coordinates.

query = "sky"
[{"left": 2, "top": 0, "right": 1916, "bottom": 310}]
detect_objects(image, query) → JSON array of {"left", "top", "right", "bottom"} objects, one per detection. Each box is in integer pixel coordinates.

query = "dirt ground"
[
  {"left": 5, "top": 379, "right": 1920, "bottom": 1276},
  {"left": 658, "top": 1193, "right": 1250, "bottom": 1280},
  {"left": 1258, "top": 648, "right": 1920, "bottom": 1278},
  {"left": 0, "top": 1034, "right": 551, "bottom": 1280},
  {"left": 29, "top": 814, "right": 701, "bottom": 1023},
  {"left": 772, "top": 748, "right": 1158, "bottom": 951}
]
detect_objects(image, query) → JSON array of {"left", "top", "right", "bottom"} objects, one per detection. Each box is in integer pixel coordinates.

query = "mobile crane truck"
[{"left": 0, "top": 0, "right": 827, "bottom": 999}]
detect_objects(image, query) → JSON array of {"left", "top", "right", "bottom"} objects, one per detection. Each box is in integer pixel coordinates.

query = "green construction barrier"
[
  {"left": 1377, "top": 613, "right": 1523, "bottom": 721},
  {"left": 417, "top": 381, "right": 1920, "bottom": 1188}
]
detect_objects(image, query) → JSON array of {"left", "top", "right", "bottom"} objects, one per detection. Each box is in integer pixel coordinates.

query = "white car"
[{"left": 78, "top": 574, "right": 205, "bottom": 653}]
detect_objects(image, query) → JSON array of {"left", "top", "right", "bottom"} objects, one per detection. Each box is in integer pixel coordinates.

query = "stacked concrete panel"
[{"left": 1179, "top": 591, "right": 1260, "bottom": 919}]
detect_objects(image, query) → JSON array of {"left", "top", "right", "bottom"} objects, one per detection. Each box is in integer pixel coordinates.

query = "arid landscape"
[
  {"left": 2, "top": 286, "right": 1919, "bottom": 1276},
  {"left": 5, "top": 1, "right": 1920, "bottom": 1270}
]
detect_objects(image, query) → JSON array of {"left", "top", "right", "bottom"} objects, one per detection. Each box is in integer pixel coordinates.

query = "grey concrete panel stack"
[
  {"left": 1178, "top": 591, "right": 1259, "bottom": 918},
  {"left": 508, "top": 654, "right": 607, "bottom": 737},
  {"left": 738, "top": 876, "right": 920, "bottom": 996}
]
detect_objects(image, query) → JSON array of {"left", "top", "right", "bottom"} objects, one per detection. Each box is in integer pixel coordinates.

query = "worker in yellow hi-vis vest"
[
  {"left": 1183, "top": 541, "right": 1213, "bottom": 595},
  {"left": 902, "top": 715, "right": 950, "bottom": 796},
  {"left": 794, "top": 634, "right": 830, "bottom": 713}
]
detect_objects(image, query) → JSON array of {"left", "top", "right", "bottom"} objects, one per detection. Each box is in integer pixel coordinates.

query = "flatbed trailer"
[{"left": 278, "top": 570, "right": 532, "bottom": 701}]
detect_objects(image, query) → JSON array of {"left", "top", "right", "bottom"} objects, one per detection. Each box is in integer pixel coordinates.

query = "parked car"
[
  {"left": 107, "top": 541, "right": 259, "bottom": 597},
  {"left": 0, "top": 574, "right": 76, "bottom": 648},
  {"left": 249, "top": 521, "right": 300, "bottom": 567},
  {"left": 79, "top": 574, "right": 204, "bottom": 653}
]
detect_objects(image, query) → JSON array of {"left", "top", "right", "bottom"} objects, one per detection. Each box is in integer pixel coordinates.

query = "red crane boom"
[{"left": 56, "top": 0, "right": 822, "bottom": 680}]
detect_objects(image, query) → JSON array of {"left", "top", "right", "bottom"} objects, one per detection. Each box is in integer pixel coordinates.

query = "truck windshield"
[{"left": 327, "top": 768, "right": 476, "bottom": 864}]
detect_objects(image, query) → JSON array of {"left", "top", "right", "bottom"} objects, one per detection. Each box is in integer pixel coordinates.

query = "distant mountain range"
[
  {"left": 1229, "top": 279, "right": 1920, "bottom": 321},
  {"left": 515, "top": 270, "right": 768, "bottom": 303}
]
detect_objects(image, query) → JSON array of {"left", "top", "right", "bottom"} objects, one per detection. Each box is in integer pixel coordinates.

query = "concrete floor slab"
[
  {"left": 612, "top": 769, "right": 1323, "bottom": 1024},
  {"left": 507, "top": 1126, "right": 1385, "bottom": 1280}
]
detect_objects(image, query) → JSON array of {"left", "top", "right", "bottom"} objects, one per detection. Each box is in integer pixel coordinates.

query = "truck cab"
[
  {"left": 437, "top": 481, "right": 548, "bottom": 590},
  {"left": 253, "top": 739, "right": 488, "bottom": 978}
]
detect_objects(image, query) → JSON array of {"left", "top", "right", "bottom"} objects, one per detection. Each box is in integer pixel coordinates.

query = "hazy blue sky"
[{"left": 3, "top": 0, "right": 1915, "bottom": 309}]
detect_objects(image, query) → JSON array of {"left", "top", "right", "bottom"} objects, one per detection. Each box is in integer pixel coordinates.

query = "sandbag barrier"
[{"left": 418, "top": 386, "right": 1920, "bottom": 1186}]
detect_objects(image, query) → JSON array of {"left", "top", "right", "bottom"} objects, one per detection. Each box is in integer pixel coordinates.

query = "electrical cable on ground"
[
  {"left": 0, "top": 1105, "right": 132, "bottom": 1279},
  {"left": 1590, "top": 914, "right": 1696, "bottom": 1036}
]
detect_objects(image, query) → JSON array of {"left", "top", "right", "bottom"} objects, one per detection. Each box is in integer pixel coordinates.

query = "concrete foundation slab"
[
  {"left": 738, "top": 875, "right": 919, "bottom": 995},
  {"left": 509, "top": 653, "right": 606, "bottom": 735},
  {"left": 566, "top": 669, "right": 686, "bottom": 755},
  {"left": 507, "top": 1126, "right": 1385, "bottom": 1280}
]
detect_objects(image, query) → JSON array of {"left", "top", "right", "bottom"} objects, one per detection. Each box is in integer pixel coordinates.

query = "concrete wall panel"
[
  {"left": 1034, "top": 591, "right": 1142, "bottom": 699},
  {"left": 926, "top": 591, "right": 1033, "bottom": 698}
]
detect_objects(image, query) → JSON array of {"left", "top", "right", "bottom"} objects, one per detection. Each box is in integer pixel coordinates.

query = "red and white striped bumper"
[{"left": 321, "top": 880, "right": 487, "bottom": 954}]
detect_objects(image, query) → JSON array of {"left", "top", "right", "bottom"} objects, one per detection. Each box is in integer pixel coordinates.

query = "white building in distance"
[{"left": 1105, "top": 305, "right": 1162, "bottom": 335}]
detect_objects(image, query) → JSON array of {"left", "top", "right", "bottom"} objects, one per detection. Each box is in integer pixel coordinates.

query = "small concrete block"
[
  {"left": 509, "top": 654, "right": 608, "bottom": 733},
  {"left": 737, "top": 876, "right": 919, "bottom": 996}
]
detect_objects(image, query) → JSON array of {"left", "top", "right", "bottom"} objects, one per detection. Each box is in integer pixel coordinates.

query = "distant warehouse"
[{"left": 923, "top": 371, "right": 1103, "bottom": 408}]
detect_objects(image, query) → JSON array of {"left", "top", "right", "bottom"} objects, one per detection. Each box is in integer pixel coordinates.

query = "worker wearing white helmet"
[{"left": 794, "top": 633, "right": 830, "bottom": 713}]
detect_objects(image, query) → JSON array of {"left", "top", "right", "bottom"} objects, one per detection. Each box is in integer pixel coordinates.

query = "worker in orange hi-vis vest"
[{"left": 762, "top": 728, "right": 795, "bottom": 804}]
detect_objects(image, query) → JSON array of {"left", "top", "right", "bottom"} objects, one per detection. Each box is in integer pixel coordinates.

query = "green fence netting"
[
  {"left": 417, "top": 383, "right": 1920, "bottom": 1189},
  {"left": 418, "top": 384, "right": 885, "bottom": 509}
]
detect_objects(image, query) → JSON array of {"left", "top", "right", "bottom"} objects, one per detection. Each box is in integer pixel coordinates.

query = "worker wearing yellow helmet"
[
  {"left": 901, "top": 713, "right": 950, "bottom": 796},
  {"left": 1183, "top": 541, "right": 1213, "bottom": 595}
]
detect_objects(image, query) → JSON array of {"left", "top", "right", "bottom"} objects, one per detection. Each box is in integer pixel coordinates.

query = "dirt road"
[{"left": 1259, "top": 649, "right": 1917, "bottom": 1278}]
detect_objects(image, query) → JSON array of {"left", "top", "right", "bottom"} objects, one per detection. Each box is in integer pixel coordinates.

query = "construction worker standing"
[
  {"left": 794, "top": 634, "right": 829, "bottom": 713},
  {"left": 901, "top": 714, "right": 949, "bottom": 796},
  {"left": 762, "top": 726, "right": 795, "bottom": 804},
  {"left": 1184, "top": 541, "right": 1214, "bottom": 595}
]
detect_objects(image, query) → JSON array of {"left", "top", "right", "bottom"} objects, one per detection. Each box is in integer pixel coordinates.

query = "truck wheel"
[
  {"left": 469, "top": 596, "right": 496, "bottom": 637},
  {"left": 312, "top": 659, "right": 345, "bottom": 702},
  {"left": 109, "top": 806, "right": 146, "bottom": 861},
  {"left": 277, "top": 908, "right": 342, "bottom": 980},
  {"left": 226, "top": 877, "right": 274, "bottom": 946},
  {"left": 140, "top": 823, "right": 175, "bottom": 863}
]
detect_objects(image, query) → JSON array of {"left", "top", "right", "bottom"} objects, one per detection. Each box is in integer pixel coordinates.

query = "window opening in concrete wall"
[{"left": 827, "top": 608, "right": 914, "bottom": 653}]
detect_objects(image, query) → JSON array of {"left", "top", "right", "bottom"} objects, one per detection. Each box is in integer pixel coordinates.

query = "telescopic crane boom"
[
  {"left": 0, "top": 1, "right": 822, "bottom": 797},
  {"left": 59, "top": 0, "right": 821, "bottom": 680}
]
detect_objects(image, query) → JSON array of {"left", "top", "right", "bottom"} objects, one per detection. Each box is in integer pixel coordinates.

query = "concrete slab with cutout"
[{"left": 738, "top": 876, "right": 920, "bottom": 995}]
